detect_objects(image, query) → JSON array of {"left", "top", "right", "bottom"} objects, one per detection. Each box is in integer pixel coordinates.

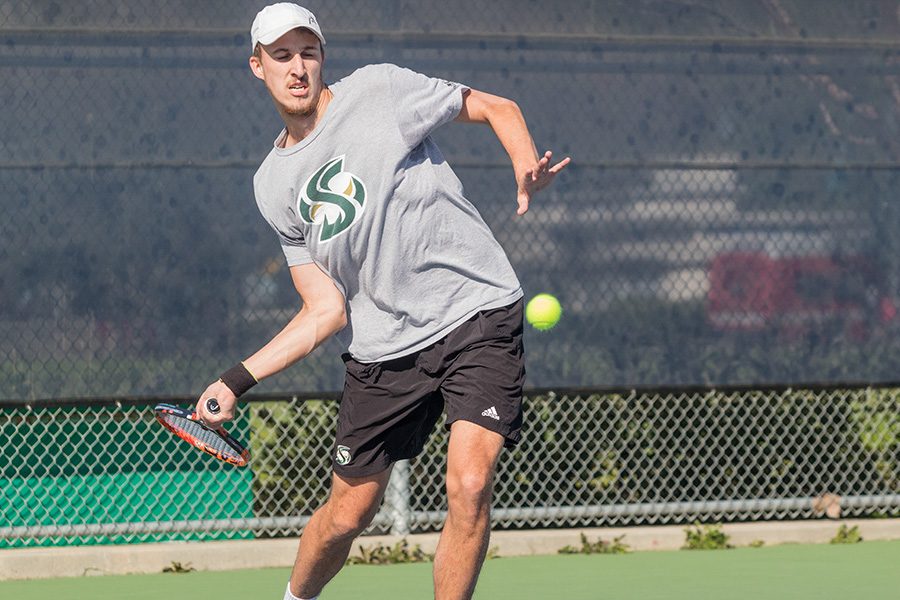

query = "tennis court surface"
[{"left": 2, "top": 539, "right": 897, "bottom": 600}]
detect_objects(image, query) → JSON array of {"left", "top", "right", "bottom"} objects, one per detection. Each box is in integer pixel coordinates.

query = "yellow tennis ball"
[{"left": 526, "top": 294, "right": 562, "bottom": 330}]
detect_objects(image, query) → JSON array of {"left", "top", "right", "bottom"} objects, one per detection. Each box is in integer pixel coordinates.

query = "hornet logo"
[
  {"left": 335, "top": 445, "right": 352, "bottom": 466},
  {"left": 298, "top": 155, "right": 367, "bottom": 242}
]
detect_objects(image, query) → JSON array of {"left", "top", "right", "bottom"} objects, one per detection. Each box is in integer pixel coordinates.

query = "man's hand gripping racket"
[{"left": 154, "top": 396, "right": 250, "bottom": 467}]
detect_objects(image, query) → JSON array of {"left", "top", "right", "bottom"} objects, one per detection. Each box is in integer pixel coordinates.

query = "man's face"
[{"left": 250, "top": 28, "right": 325, "bottom": 117}]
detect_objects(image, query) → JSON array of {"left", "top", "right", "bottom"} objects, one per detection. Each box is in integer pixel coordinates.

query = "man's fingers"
[
  {"left": 195, "top": 396, "right": 230, "bottom": 428},
  {"left": 549, "top": 156, "right": 572, "bottom": 174},
  {"left": 522, "top": 167, "right": 535, "bottom": 183},
  {"left": 197, "top": 403, "right": 215, "bottom": 424},
  {"left": 533, "top": 151, "right": 567, "bottom": 180},
  {"left": 201, "top": 412, "right": 227, "bottom": 429},
  {"left": 197, "top": 407, "right": 213, "bottom": 427},
  {"left": 518, "top": 151, "right": 568, "bottom": 211}
]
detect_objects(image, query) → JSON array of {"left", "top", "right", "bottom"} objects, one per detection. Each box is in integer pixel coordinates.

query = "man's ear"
[{"left": 249, "top": 55, "right": 265, "bottom": 81}]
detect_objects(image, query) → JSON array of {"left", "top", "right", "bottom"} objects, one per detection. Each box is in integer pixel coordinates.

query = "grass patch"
[
  {"left": 830, "top": 525, "right": 863, "bottom": 544},
  {"left": 559, "top": 533, "right": 630, "bottom": 555},
  {"left": 347, "top": 539, "right": 433, "bottom": 565},
  {"left": 682, "top": 523, "right": 733, "bottom": 550},
  {"left": 162, "top": 562, "right": 195, "bottom": 574}
]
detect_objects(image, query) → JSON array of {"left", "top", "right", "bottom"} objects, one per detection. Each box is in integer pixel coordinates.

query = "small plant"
[
  {"left": 830, "top": 525, "right": 863, "bottom": 544},
  {"left": 748, "top": 539, "right": 765, "bottom": 548},
  {"left": 162, "top": 561, "right": 195, "bottom": 573},
  {"left": 559, "top": 533, "right": 630, "bottom": 555},
  {"left": 347, "top": 539, "right": 434, "bottom": 565},
  {"left": 682, "top": 523, "right": 733, "bottom": 550}
]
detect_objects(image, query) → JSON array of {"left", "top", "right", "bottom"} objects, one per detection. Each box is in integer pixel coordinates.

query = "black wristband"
[{"left": 219, "top": 362, "right": 258, "bottom": 397}]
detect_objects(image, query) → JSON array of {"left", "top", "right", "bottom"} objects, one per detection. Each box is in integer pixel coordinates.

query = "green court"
[{"left": 3, "top": 540, "right": 898, "bottom": 599}]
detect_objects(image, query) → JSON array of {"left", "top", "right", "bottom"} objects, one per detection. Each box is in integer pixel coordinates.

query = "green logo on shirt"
[{"left": 298, "top": 155, "right": 367, "bottom": 243}]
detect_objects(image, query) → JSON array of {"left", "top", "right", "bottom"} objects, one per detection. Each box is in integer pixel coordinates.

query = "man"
[{"left": 196, "top": 4, "right": 569, "bottom": 599}]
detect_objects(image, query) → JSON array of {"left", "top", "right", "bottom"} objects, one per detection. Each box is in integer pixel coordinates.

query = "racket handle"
[{"left": 206, "top": 398, "right": 221, "bottom": 414}]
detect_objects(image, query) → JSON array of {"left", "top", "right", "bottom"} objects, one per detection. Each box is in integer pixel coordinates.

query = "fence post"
[{"left": 387, "top": 459, "right": 411, "bottom": 536}]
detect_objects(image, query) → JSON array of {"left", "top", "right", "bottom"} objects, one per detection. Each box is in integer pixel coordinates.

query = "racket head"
[{"left": 153, "top": 403, "right": 250, "bottom": 467}]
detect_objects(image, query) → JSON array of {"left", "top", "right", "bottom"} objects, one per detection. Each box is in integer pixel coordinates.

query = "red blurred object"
[{"left": 707, "top": 252, "right": 895, "bottom": 338}]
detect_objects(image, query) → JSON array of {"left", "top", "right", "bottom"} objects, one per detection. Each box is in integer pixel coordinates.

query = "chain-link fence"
[
  {"left": 2, "top": 386, "right": 897, "bottom": 547},
  {"left": 3, "top": 2, "right": 900, "bottom": 399}
]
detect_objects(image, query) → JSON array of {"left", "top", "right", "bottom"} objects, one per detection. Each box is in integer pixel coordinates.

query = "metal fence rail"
[{"left": 2, "top": 387, "right": 897, "bottom": 547}]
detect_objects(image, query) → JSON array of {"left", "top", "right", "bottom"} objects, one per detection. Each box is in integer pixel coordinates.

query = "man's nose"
[{"left": 288, "top": 54, "right": 306, "bottom": 76}]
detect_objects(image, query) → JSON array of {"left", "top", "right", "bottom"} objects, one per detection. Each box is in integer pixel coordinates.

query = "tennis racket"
[{"left": 154, "top": 398, "right": 250, "bottom": 467}]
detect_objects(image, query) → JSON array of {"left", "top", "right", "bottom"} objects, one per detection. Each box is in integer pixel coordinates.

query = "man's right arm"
[
  {"left": 244, "top": 262, "right": 346, "bottom": 380},
  {"left": 196, "top": 262, "right": 346, "bottom": 427}
]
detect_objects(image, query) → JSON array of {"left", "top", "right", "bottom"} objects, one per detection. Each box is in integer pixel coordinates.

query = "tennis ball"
[{"left": 526, "top": 293, "right": 562, "bottom": 330}]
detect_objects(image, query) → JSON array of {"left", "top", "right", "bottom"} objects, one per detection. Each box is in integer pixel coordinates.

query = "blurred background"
[{"left": 3, "top": 0, "right": 900, "bottom": 399}]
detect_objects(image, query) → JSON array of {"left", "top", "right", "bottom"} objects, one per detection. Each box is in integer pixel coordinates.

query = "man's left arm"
[{"left": 455, "top": 89, "right": 571, "bottom": 215}]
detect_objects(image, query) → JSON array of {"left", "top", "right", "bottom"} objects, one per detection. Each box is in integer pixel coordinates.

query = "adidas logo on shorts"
[{"left": 481, "top": 406, "right": 500, "bottom": 421}]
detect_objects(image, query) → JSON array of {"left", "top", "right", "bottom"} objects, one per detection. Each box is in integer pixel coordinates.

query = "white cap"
[{"left": 250, "top": 3, "right": 326, "bottom": 51}]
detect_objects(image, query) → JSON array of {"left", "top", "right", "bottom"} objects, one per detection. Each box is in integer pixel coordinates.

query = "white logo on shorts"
[
  {"left": 481, "top": 406, "right": 500, "bottom": 421},
  {"left": 335, "top": 445, "right": 352, "bottom": 465}
]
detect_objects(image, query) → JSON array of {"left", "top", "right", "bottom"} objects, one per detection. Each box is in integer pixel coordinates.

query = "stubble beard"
[
  {"left": 283, "top": 101, "right": 316, "bottom": 117},
  {"left": 281, "top": 78, "right": 321, "bottom": 118}
]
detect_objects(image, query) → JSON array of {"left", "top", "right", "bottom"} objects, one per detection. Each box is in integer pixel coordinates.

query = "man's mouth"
[{"left": 288, "top": 80, "right": 309, "bottom": 96}]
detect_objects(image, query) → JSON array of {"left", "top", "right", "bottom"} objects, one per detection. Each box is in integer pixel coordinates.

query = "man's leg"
[
  {"left": 288, "top": 467, "right": 393, "bottom": 599},
  {"left": 433, "top": 420, "right": 505, "bottom": 600}
]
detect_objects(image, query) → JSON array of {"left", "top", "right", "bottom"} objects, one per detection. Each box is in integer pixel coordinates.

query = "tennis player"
[{"left": 196, "top": 4, "right": 570, "bottom": 599}]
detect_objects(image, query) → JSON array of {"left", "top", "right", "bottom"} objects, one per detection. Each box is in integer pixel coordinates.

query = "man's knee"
[
  {"left": 445, "top": 422, "right": 503, "bottom": 520},
  {"left": 319, "top": 496, "right": 379, "bottom": 539},
  {"left": 446, "top": 468, "right": 494, "bottom": 514},
  {"left": 319, "top": 471, "right": 390, "bottom": 539},
  {"left": 316, "top": 469, "right": 391, "bottom": 540}
]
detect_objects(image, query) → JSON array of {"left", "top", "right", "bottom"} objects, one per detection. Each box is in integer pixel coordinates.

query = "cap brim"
[{"left": 256, "top": 25, "right": 325, "bottom": 47}]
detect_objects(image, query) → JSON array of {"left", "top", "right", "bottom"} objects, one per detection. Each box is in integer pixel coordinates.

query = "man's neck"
[{"left": 281, "top": 87, "right": 333, "bottom": 148}]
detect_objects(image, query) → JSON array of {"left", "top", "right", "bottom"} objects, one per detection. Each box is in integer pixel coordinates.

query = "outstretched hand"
[{"left": 516, "top": 150, "right": 571, "bottom": 215}]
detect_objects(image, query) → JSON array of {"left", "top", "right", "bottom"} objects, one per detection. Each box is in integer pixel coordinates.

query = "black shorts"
[{"left": 331, "top": 298, "right": 525, "bottom": 478}]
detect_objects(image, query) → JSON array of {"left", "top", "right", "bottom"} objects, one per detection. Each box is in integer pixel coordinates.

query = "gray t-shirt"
[{"left": 253, "top": 63, "right": 522, "bottom": 362}]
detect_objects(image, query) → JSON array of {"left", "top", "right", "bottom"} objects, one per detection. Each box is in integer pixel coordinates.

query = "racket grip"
[{"left": 206, "top": 398, "right": 221, "bottom": 414}]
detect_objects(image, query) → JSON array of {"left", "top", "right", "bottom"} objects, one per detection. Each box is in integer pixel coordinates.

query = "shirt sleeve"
[
  {"left": 253, "top": 179, "right": 314, "bottom": 267},
  {"left": 280, "top": 237, "right": 313, "bottom": 267},
  {"left": 385, "top": 64, "right": 470, "bottom": 150},
  {"left": 259, "top": 205, "right": 313, "bottom": 267}
]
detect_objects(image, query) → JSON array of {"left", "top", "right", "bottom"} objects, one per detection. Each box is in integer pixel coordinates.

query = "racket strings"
[{"left": 160, "top": 413, "right": 242, "bottom": 459}]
